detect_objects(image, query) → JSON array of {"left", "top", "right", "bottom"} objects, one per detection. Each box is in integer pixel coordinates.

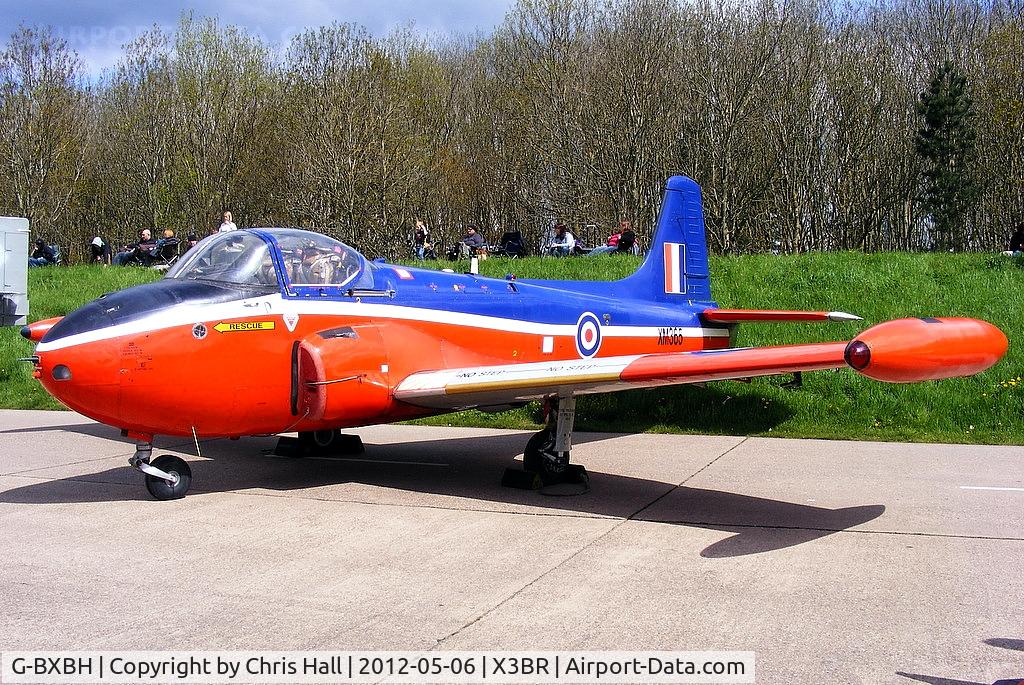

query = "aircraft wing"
[
  {"left": 394, "top": 342, "right": 848, "bottom": 409},
  {"left": 393, "top": 318, "right": 1007, "bottom": 411}
]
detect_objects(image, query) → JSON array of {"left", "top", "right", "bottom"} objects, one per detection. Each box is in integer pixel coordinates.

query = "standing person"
[
  {"left": 218, "top": 211, "right": 237, "bottom": 232},
  {"left": 28, "top": 239, "right": 57, "bottom": 267},
  {"left": 413, "top": 219, "right": 432, "bottom": 260},
  {"left": 546, "top": 223, "right": 576, "bottom": 257}
]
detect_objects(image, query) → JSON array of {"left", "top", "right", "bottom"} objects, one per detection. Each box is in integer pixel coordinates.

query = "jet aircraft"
[{"left": 20, "top": 177, "right": 1008, "bottom": 499}]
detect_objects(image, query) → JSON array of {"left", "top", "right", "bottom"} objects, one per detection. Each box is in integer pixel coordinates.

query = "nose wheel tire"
[{"left": 144, "top": 455, "right": 192, "bottom": 500}]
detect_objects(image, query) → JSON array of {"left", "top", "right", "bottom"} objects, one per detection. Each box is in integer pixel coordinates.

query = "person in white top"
[
  {"left": 547, "top": 223, "right": 576, "bottom": 257},
  {"left": 218, "top": 211, "right": 238, "bottom": 232}
]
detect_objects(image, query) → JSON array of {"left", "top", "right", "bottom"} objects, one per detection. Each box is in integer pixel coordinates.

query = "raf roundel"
[{"left": 575, "top": 312, "right": 603, "bottom": 358}]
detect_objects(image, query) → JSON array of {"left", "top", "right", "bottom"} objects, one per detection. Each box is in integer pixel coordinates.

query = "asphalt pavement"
[{"left": 0, "top": 409, "right": 1022, "bottom": 684}]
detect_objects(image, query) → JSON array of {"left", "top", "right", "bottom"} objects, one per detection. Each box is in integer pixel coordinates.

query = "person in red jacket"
[{"left": 589, "top": 220, "right": 633, "bottom": 256}]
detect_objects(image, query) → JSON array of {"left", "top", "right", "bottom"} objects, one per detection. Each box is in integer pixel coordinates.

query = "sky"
[{"left": 1, "top": 0, "right": 513, "bottom": 74}]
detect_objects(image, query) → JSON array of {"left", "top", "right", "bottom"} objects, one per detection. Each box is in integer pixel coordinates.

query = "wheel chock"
[
  {"left": 273, "top": 436, "right": 303, "bottom": 458},
  {"left": 334, "top": 434, "right": 365, "bottom": 455},
  {"left": 501, "top": 468, "right": 543, "bottom": 490},
  {"left": 274, "top": 434, "right": 366, "bottom": 458}
]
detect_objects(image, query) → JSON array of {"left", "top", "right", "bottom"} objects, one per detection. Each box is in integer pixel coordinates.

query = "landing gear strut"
[
  {"left": 129, "top": 441, "right": 192, "bottom": 500},
  {"left": 503, "top": 395, "right": 589, "bottom": 493}
]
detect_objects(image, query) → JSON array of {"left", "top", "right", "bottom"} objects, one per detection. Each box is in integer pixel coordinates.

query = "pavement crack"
[
  {"left": 0, "top": 473, "right": 625, "bottom": 521},
  {"left": 627, "top": 437, "right": 749, "bottom": 521},
  {"left": 3, "top": 453, "right": 138, "bottom": 477},
  {"left": 1, "top": 438, "right": 196, "bottom": 478},
  {"left": 426, "top": 440, "right": 753, "bottom": 650},
  {"left": 431, "top": 517, "right": 628, "bottom": 649},
  {"left": 197, "top": 488, "right": 622, "bottom": 521}
]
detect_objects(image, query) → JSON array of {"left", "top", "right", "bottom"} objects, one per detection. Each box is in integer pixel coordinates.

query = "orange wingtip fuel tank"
[
  {"left": 844, "top": 317, "right": 1007, "bottom": 383},
  {"left": 20, "top": 317, "right": 63, "bottom": 342}
]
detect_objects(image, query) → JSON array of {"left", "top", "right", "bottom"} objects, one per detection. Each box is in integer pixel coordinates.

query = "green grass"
[{"left": 5, "top": 254, "right": 1023, "bottom": 443}]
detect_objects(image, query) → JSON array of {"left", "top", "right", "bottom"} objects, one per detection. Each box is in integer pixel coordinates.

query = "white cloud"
[{"left": 2, "top": 0, "right": 512, "bottom": 74}]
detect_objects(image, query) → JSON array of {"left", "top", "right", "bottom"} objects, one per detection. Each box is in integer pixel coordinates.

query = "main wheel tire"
[
  {"left": 298, "top": 429, "right": 364, "bottom": 456},
  {"left": 523, "top": 428, "right": 558, "bottom": 475},
  {"left": 144, "top": 455, "right": 192, "bottom": 501},
  {"left": 297, "top": 429, "right": 339, "bottom": 456},
  {"left": 310, "top": 429, "right": 339, "bottom": 448}
]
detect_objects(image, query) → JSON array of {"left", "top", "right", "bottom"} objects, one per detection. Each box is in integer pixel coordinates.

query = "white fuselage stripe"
[{"left": 36, "top": 295, "right": 731, "bottom": 352}]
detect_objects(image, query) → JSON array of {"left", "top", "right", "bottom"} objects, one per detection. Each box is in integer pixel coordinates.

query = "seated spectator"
[
  {"left": 545, "top": 223, "right": 576, "bottom": 257},
  {"left": 89, "top": 236, "right": 112, "bottom": 265},
  {"left": 615, "top": 226, "right": 636, "bottom": 254},
  {"left": 114, "top": 229, "right": 158, "bottom": 266},
  {"left": 459, "top": 225, "right": 486, "bottom": 258},
  {"left": 589, "top": 220, "right": 637, "bottom": 256},
  {"left": 588, "top": 222, "right": 624, "bottom": 256},
  {"left": 1003, "top": 223, "right": 1024, "bottom": 257},
  {"left": 184, "top": 234, "right": 200, "bottom": 252},
  {"left": 28, "top": 239, "right": 57, "bottom": 268},
  {"left": 148, "top": 229, "right": 180, "bottom": 266}
]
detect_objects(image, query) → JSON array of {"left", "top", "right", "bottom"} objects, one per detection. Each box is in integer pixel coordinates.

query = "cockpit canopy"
[{"left": 167, "top": 229, "right": 372, "bottom": 291}]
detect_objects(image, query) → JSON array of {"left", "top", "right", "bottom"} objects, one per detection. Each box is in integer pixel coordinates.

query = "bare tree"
[
  {"left": 3, "top": 0, "right": 1023, "bottom": 261},
  {"left": 0, "top": 26, "right": 89, "bottom": 249}
]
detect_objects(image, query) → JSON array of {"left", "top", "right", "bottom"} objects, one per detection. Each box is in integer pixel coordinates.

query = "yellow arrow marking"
[{"left": 213, "top": 321, "right": 276, "bottom": 333}]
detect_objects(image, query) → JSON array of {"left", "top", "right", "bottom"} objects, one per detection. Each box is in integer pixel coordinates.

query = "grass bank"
[{"left": 4, "top": 253, "right": 1022, "bottom": 444}]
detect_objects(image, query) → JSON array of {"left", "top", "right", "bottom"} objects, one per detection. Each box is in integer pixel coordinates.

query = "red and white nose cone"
[{"left": 20, "top": 317, "right": 63, "bottom": 342}]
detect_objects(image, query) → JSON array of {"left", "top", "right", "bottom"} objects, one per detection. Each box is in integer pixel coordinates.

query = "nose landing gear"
[{"left": 129, "top": 442, "right": 192, "bottom": 500}]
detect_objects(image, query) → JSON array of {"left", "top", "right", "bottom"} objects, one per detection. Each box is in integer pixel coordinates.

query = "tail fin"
[{"left": 621, "top": 176, "right": 712, "bottom": 302}]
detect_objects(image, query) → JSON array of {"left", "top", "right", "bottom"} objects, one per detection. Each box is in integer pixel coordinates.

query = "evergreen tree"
[{"left": 914, "top": 61, "right": 980, "bottom": 251}]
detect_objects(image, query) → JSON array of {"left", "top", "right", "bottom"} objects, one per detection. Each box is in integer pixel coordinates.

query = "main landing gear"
[
  {"left": 129, "top": 441, "right": 192, "bottom": 500},
  {"left": 274, "top": 429, "right": 365, "bottom": 458},
  {"left": 502, "top": 395, "right": 589, "bottom": 494}
]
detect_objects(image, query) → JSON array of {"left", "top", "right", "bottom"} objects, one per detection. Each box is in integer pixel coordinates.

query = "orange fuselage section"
[{"left": 34, "top": 296, "right": 727, "bottom": 439}]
